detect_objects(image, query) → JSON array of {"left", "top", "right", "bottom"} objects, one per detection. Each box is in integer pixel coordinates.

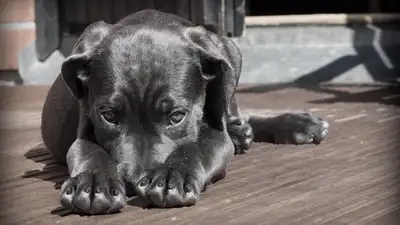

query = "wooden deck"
[{"left": 0, "top": 84, "right": 399, "bottom": 225}]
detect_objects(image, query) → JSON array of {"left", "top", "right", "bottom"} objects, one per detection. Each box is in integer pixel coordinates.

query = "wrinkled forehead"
[
  {"left": 110, "top": 28, "right": 191, "bottom": 68},
  {"left": 88, "top": 28, "right": 204, "bottom": 105}
]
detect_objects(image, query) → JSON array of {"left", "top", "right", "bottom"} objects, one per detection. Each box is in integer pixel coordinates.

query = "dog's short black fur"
[{"left": 41, "top": 10, "right": 329, "bottom": 215}]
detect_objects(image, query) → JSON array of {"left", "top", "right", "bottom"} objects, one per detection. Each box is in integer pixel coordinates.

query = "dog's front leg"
[
  {"left": 60, "top": 138, "right": 126, "bottom": 214},
  {"left": 135, "top": 128, "right": 234, "bottom": 208}
]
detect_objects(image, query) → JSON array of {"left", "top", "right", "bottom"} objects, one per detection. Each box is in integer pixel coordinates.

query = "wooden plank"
[
  {"left": 98, "top": 0, "right": 112, "bottom": 23},
  {"left": 86, "top": 0, "right": 101, "bottom": 23},
  {"left": 225, "top": 0, "right": 235, "bottom": 36},
  {"left": 61, "top": 0, "right": 74, "bottom": 24},
  {"left": 0, "top": 85, "right": 399, "bottom": 224},
  {"left": 233, "top": 0, "right": 245, "bottom": 36},
  {"left": 153, "top": 0, "right": 176, "bottom": 13},
  {"left": 75, "top": 0, "right": 87, "bottom": 24},
  {"left": 127, "top": 0, "right": 154, "bottom": 14},
  {"left": 175, "top": 0, "right": 190, "bottom": 20},
  {"left": 35, "top": 0, "right": 60, "bottom": 61},
  {"left": 112, "top": 0, "right": 128, "bottom": 23},
  {"left": 190, "top": 0, "right": 205, "bottom": 25}
]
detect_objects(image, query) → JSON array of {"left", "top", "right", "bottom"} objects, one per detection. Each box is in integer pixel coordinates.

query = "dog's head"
[{"left": 61, "top": 21, "right": 237, "bottom": 175}]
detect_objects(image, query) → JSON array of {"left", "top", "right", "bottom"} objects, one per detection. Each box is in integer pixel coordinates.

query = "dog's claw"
[
  {"left": 135, "top": 166, "right": 201, "bottom": 208},
  {"left": 60, "top": 171, "right": 126, "bottom": 215}
]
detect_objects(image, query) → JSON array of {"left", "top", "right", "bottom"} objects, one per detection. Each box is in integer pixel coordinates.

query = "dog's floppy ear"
[
  {"left": 61, "top": 21, "right": 113, "bottom": 100},
  {"left": 184, "top": 26, "right": 239, "bottom": 130}
]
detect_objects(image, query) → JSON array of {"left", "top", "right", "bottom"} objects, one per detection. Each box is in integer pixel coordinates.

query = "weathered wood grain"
[{"left": 0, "top": 84, "right": 399, "bottom": 225}]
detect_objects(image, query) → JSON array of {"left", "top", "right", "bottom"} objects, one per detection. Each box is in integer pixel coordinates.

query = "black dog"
[{"left": 41, "top": 10, "right": 329, "bottom": 215}]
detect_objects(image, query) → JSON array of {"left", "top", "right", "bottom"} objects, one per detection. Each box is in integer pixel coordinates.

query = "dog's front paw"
[
  {"left": 135, "top": 166, "right": 202, "bottom": 208},
  {"left": 60, "top": 171, "right": 126, "bottom": 215},
  {"left": 227, "top": 116, "right": 254, "bottom": 154},
  {"left": 273, "top": 113, "right": 329, "bottom": 145}
]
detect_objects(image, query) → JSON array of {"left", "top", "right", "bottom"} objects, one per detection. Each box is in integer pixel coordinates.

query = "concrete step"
[
  {"left": 17, "top": 22, "right": 400, "bottom": 85},
  {"left": 235, "top": 24, "right": 400, "bottom": 84}
]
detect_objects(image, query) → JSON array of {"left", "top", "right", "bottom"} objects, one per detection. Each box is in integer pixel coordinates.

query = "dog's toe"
[
  {"left": 135, "top": 167, "right": 200, "bottom": 208},
  {"left": 60, "top": 171, "right": 126, "bottom": 215},
  {"left": 273, "top": 113, "right": 329, "bottom": 145},
  {"left": 321, "top": 120, "right": 329, "bottom": 129}
]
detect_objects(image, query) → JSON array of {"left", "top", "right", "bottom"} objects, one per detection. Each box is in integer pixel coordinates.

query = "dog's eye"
[
  {"left": 100, "top": 108, "right": 118, "bottom": 124},
  {"left": 169, "top": 111, "right": 186, "bottom": 124}
]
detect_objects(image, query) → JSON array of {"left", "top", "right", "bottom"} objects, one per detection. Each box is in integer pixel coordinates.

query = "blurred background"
[{"left": 0, "top": 0, "right": 399, "bottom": 86}]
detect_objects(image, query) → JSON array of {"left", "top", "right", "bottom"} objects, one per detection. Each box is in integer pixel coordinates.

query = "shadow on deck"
[{"left": 0, "top": 84, "right": 400, "bottom": 224}]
